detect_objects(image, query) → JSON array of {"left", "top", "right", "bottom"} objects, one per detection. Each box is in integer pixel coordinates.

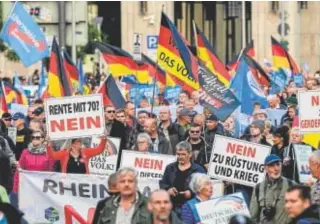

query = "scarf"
[{"left": 27, "top": 143, "right": 47, "bottom": 155}]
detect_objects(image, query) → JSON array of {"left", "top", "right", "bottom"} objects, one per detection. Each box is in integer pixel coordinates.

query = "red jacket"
[{"left": 47, "top": 138, "right": 107, "bottom": 173}]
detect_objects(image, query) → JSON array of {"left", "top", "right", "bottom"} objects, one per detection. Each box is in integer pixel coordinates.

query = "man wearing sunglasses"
[
  {"left": 186, "top": 123, "right": 206, "bottom": 163},
  {"left": 250, "top": 154, "right": 296, "bottom": 224}
]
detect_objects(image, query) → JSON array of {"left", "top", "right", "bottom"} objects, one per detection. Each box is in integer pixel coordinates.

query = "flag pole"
[{"left": 72, "top": 1, "right": 77, "bottom": 62}]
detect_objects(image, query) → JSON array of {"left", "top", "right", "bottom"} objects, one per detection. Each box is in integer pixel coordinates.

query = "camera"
[{"left": 263, "top": 206, "right": 276, "bottom": 220}]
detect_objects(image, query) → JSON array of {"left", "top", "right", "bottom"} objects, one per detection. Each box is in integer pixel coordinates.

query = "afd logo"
[{"left": 147, "top": 35, "right": 158, "bottom": 49}]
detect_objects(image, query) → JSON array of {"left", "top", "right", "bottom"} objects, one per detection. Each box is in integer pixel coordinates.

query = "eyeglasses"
[
  {"left": 31, "top": 136, "right": 42, "bottom": 140},
  {"left": 190, "top": 130, "right": 200, "bottom": 134},
  {"left": 106, "top": 110, "right": 115, "bottom": 114},
  {"left": 137, "top": 141, "right": 147, "bottom": 144},
  {"left": 3, "top": 118, "right": 11, "bottom": 121}
]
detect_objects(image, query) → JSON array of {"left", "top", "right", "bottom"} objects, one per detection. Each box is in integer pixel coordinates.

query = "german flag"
[
  {"left": 227, "top": 40, "right": 255, "bottom": 72},
  {"left": 3, "top": 81, "right": 28, "bottom": 105},
  {"left": 98, "top": 76, "right": 126, "bottom": 109},
  {"left": 138, "top": 54, "right": 166, "bottom": 85},
  {"left": 0, "top": 81, "right": 8, "bottom": 115},
  {"left": 194, "top": 23, "right": 231, "bottom": 86},
  {"left": 157, "top": 12, "right": 199, "bottom": 90},
  {"left": 242, "top": 54, "right": 270, "bottom": 87},
  {"left": 271, "top": 36, "right": 299, "bottom": 74},
  {"left": 63, "top": 50, "right": 80, "bottom": 92},
  {"left": 48, "top": 37, "right": 73, "bottom": 97},
  {"left": 93, "top": 42, "right": 138, "bottom": 77}
]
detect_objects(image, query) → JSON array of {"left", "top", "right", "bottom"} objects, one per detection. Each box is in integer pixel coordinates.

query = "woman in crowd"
[
  {"left": 134, "top": 133, "right": 153, "bottom": 153},
  {"left": 13, "top": 130, "right": 54, "bottom": 196},
  {"left": 180, "top": 173, "right": 213, "bottom": 224},
  {"left": 263, "top": 120, "right": 274, "bottom": 145},
  {"left": 47, "top": 134, "right": 107, "bottom": 174}
]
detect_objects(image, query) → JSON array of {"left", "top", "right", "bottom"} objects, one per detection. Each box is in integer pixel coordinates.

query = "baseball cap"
[
  {"left": 179, "top": 108, "right": 191, "bottom": 117},
  {"left": 33, "top": 107, "right": 44, "bottom": 116},
  {"left": 1, "top": 112, "right": 11, "bottom": 119},
  {"left": 12, "top": 112, "right": 25, "bottom": 120},
  {"left": 206, "top": 114, "right": 218, "bottom": 121},
  {"left": 264, "top": 154, "right": 281, "bottom": 165}
]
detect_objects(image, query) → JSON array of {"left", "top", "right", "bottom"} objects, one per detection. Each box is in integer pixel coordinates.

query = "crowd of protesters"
[{"left": 0, "top": 70, "right": 320, "bottom": 224}]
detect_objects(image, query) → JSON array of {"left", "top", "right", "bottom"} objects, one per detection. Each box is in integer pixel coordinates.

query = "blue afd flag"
[
  {"left": 269, "top": 68, "right": 287, "bottom": 94},
  {"left": 230, "top": 59, "right": 268, "bottom": 115},
  {"left": 0, "top": 2, "right": 49, "bottom": 67}
]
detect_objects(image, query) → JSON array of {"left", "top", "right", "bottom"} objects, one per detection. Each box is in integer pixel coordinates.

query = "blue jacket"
[{"left": 181, "top": 197, "right": 201, "bottom": 224}]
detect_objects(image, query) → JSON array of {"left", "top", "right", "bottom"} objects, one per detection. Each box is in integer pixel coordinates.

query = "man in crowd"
[
  {"left": 1, "top": 113, "right": 12, "bottom": 128},
  {"left": 159, "top": 107, "right": 185, "bottom": 152},
  {"left": 12, "top": 112, "right": 32, "bottom": 161},
  {"left": 193, "top": 114, "right": 205, "bottom": 130},
  {"left": 267, "top": 94, "right": 286, "bottom": 109},
  {"left": 95, "top": 168, "right": 149, "bottom": 224},
  {"left": 241, "top": 120, "right": 270, "bottom": 146},
  {"left": 144, "top": 118, "right": 171, "bottom": 155},
  {"left": 204, "top": 114, "right": 229, "bottom": 146},
  {"left": 308, "top": 150, "right": 320, "bottom": 205},
  {"left": 175, "top": 108, "right": 192, "bottom": 132},
  {"left": 160, "top": 141, "right": 205, "bottom": 212},
  {"left": 32, "top": 107, "right": 45, "bottom": 123},
  {"left": 104, "top": 105, "right": 127, "bottom": 151},
  {"left": 177, "top": 91, "right": 190, "bottom": 105},
  {"left": 281, "top": 105, "right": 296, "bottom": 127},
  {"left": 186, "top": 123, "right": 206, "bottom": 162},
  {"left": 124, "top": 101, "right": 136, "bottom": 128},
  {"left": 92, "top": 173, "right": 119, "bottom": 224},
  {"left": 116, "top": 109, "right": 134, "bottom": 149},
  {"left": 191, "top": 90, "right": 200, "bottom": 106},
  {"left": 250, "top": 154, "right": 295, "bottom": 224},
  {"left": 285, "top": 185, "right": 320, "bottom": 224},
  {"left": 184, "top": 99, "right": 195, "bottom": 111},
  {"left": 147, "top": 190, "right": 184, "bottom": 224}
]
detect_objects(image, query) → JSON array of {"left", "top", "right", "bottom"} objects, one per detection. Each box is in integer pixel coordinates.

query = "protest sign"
[
  {"left": 196, "top": 192, "right": 250, "bottom": 224},
  {"left": 7, "top": 127, "right": 17, "bottom": 144},
  {"left": 208, "top": 135, "right": 271, "bottom": 187},
  {"left": 293, "top": 144, "right": 314, "bottom": 183},
  {"left": 19, "top": 170, "right": 159, "bottom": 224},
  {"left": 45, "top": 94, "right": 105, "bottom": 140},
  {"left": 165, "top": 86, "right": 181, "bottom": 104},
  {"left": 129, "top": 84, "right": 158, "bottom": 106},
  {"left": 88, "top": 137, "right": 120, "bottom": 176},
  {"left": 120, "top": 150, "right": 176, "bottom": 179},
  {"left": 266, "top": 108, "right": 287, "bottom": 127},
  {"left": 10, "top": 103, "right": 28, "bottom": 116},
  {"left": 211, "top": 180, "right": 224, "bottom": 198},
  {"left": 298, "top": 90, "right": 320, "bottom": 133}
]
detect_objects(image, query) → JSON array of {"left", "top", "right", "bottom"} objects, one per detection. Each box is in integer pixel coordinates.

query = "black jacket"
[
  {"left": 204, "top": 123, "right": 229, "bottom": 146},
  {"left": 146, "top": 212, "right": 184, "bottom": 224},
  {"left": 288, "top": 204, "right": 320, "bottom": 224},
  {"left": 152, "top": 132, "right": 172, "bottom": 155},
  {"left": 159, "top": 122, "right": 186, "bottom": 153},
  {"left": 109, "top": 120, "right": 127, "bottom": 150}
]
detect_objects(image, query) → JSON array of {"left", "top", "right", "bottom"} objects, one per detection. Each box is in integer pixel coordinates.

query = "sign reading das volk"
[{"left": 208, "top": 135, "right": 271, "bottom": 187}]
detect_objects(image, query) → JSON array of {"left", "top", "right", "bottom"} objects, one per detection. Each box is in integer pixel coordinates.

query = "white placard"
[
  {"left": 298, "top": 90, "right": 320, "bottom": 133},
  {"left": 7, "top": 127, "right": 17, "bottom": 144},
  {"left": 293, "top": 144, "right": 314, "bottom": 183},
  {"left": 120, "top": 150, "right": 176, "bottom": 179},
  {"left": 208, "top": 135, "right": 271, "bottom": 187},
  {"left": 45, "top": 94, "right": 105, "bottom": 140},
  {"left": 133, "top": 33, "right": 142, "bottom": 61},
  {"left": 88, "top": 137, "right": 120, "bottom": 176},
  {"left": 196, "top": 192, "right": 251, "bottom": 224},
  {"left": 19, "top": 170, "right": 159, "bottom": 224}
]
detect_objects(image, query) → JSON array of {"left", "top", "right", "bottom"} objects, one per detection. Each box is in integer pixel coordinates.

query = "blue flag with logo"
[
  {"left": 0, "top": 2, "right": 49, "bottom": 67},
  {"left": 230, "top": 59, "right": 268, "bottom": 115},
  {"left": 269, "top": 68, "right": 287, "bottom": 94}
]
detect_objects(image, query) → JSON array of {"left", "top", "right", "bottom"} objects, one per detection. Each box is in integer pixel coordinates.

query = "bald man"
[
  {"left": 144, "top": 118, "right": 172, "bottom": 155},
  {"left": 147, "top": 190, "right": 184, "bottom": 224}
]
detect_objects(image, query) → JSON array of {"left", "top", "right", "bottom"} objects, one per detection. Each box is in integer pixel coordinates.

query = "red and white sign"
[
  {"left": 208, "top": 135, "right": 271, "bottom": 187},
  {"left": 298, "top": 90, "right": 320, "bottom": 133},
  {"left": 120, "top": 150, "right": 176, "bottom": 179},
  {"left": 45, "top": 94, "right": 105, "bottom": 140}
]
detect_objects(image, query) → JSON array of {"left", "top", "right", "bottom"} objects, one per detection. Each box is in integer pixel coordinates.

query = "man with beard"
[{"left": 147, "top": 190, "right": 184, "bottom": 224}]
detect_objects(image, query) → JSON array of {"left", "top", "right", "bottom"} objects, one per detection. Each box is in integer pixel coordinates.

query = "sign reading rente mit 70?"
[{"left": 45, "top": 94, "right": 105, "bottom": 140}]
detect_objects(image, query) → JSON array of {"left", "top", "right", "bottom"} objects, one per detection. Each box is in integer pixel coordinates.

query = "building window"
[
  {"left": 270, "top": 1, "right": 279, "bottom": 13},
  {"left": 298, "top": 1, "right": 308, "bottom": 10},
  {"left": 225, "top": 2, "right": 241, "bottom": 18},
  {"left": 140, "top": 1, "right": 148, "bottom": 15}
]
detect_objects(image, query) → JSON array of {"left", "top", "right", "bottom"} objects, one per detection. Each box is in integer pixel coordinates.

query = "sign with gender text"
[
  {"left": 293, "top": 144, "right": 314, "bottom": 183},
  {"left": 298, "top": 90, "right": 320, "bottom": 133},
  {"left": 45, "top": 94, "right": 105, "bottom": 140},
  {"left": 88, "top": 137, "right": 120, "bottom": 176},
  {"left": 120, "top": 150, "right": 176, "bottom": 179},
  {"left": 208, "top": 135, "right": 271, "bottom": 187},
  {"left": 19, "top": 170, "right": 159, "bottom": 224},
  {"left": 196, "top": 192, "right": 250, "bottom": 224}
]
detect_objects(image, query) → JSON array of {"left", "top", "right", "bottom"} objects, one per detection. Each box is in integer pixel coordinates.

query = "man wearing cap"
[
  {"left": 204, "top": 114, "right": 229, "bottom": 146},
  {"left": 175, "top": 108, "right": 192, "bottom": 132},
  {"left": 33, "top": 107, "right": 45, "bottom": 123},
  {"left": 250, "top": 154, "right": 296, "bottom": 224},
  {"left": 241, "top": 120, "right": 270, "bottom": 146},
  {"left": 12, "top": 112, "right": 32, "bottom": 161},
  {"left": 1, "top": 113, "right": 12, "bottom": 128}
]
